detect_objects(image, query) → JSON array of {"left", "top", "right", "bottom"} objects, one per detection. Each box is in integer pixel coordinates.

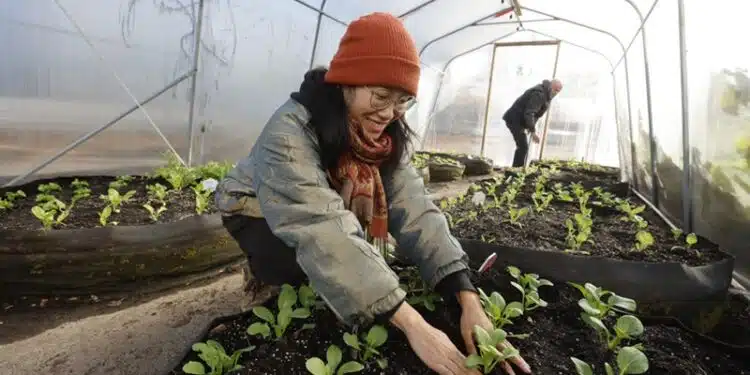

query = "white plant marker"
[{"left": 478, "top": 252, "right": 498, "bottom": 274}]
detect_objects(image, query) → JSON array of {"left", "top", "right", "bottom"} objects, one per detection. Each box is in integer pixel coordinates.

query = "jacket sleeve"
[
  {"left": 252, "top": 118, "right": 406, "bottom": 326},
  {"left": 523, "top": 90, "right": 547, "bottom": 131},
  {"left": 383, "top": 159, "right": 476, "bottom": 300}
]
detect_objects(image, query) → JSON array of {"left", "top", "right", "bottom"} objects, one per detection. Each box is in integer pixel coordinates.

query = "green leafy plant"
[
  {"left": 565, "top": 213, "right": 594, "bottom": 253},
  {"left": 305, "top": 345, "right": 364, "bottom": 375},
  {"left": 100, "top": 188, "right": 136, "bottom": 213},
  {"left": 399, "top": 267, "right": 443, "bottom": 311},
  {"left": 531, "top": 190, "right": 554, "bottom": 213},
  {"left": 146, "top": 183, "right": 169, "bottom": 204},
  {"left": 342, "top": 325, "right": 389, "bottom": 368},
  {"left": 633, "top": 231, "right": 654, "bottom": 251},
  {"left": 617, "top": 201, "right": 647, "bottom": 228},
  {"left": 552, "top": 183, "right": 574, "bottom": 202},
  {"left": 685, "top": 233, "right": 698, "bottom": 248},
  {"left": 505, "top": 206, "right": 529, "bottom": 227},
  {"left": 143, "top": 203, "right": 167, "bottom": 222},
  {"left": 31, "top": 198, "right": 70, "bottom": 230},
  {"left": 192, "top": 183, "right": 212, "bottom": 215},
  {"left": 153, "top": 152, "right": 198, "bottom": 191},
  {"left": 571, "top": 345, "right": 649, "bottom": 375},
  {"left": 568, "top": 282, "right": 637, "bottom": 321},
  {"left": 181, "top": 339, "right": 254, "bottom": 375},
  {"left": 70, "top": 179, "right": 91, "bottom": 203},
  {"left": 246, "top": 284, "right": 312, "bottom": 340},
  {"left": 477, "top": 288, "right": 523, "bottom": 329},
  {"left": 195, "top": 160, "right": 234, "bottom": 180},
  {"left": 108, "top": 175, "right": 134, "bottom": 191},
  {"left": 0, "top": 190, "right": 26, "bottom": 210},
  {"left": 465, "top": 325, "right": 520, "bottom": 374},
  {"left": 507, "top": 266, "right": 554, "bottom": 312},
  {"left": 99, "top": 205, "right": 114, "bottom": 227}
]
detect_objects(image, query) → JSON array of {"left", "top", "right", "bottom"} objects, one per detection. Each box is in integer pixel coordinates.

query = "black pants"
[
  {"left": 222, "top": 214, "right": 307, "bottom": 287},
  {"left": 507, "top": 122, "right": 529, "bottom": 167}
]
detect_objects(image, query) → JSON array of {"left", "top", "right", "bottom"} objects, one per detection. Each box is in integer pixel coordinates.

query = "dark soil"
[
  {"left": 443, "top": 164, "right": 729, "bottom": 266},
  {"left": 171, "top": 264, "right": 750, "bottom": 375},
  {"left": 0, "top": 175, "right": 218, "bottom": 231}
]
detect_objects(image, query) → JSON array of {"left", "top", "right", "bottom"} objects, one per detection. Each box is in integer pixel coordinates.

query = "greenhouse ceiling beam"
[
  {"left": 398, "top": 0, "right": 437, "bottom": 18},
  {"left": 474, "top": 18, "right": 555, "bottom": 27},
  {"left": 186, "top": 0, "right": 206, "bottom": 166},
  {"left": 677, "top": 0, "right": 692, "bottom": 232},
  {"left": 290, "top": 0, "right": 346, "bottom": 26},
  {"left": 308, "top": 0, "right": 329, "bottom": 69}
]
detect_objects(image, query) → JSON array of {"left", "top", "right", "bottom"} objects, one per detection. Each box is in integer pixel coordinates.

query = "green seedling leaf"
[
  {"left": 247, "top": 322, "right": 271, "bottom": 338},
  {"left": 578, "top": 299, "right": 602, "bottom": 316},
  {"left": 366, "top": 325, "right": 388, "bottom": 347},
  {"left": 278, "top": 284, "right": 298, "bottom": 310},
  {"left": 570, "top": 357, "right": 594, "bottom": 375},
  {"left": 291, "top": 307, "right": 312, "bottom": 319},
  {"left": 605, "top": 362, "right": 615, "bottom": 375},
  {"left": 305, "top": 357, "right": 328, "bottom": 375},
  {"left": 252, "top": 306, "right": 275, "bottom": 323},
  {"left": 466, "top": 354, "right": 484, "bottom": 368},
  {"left": 337, "top": 361, "right": 364, "bottom": 374},
  {"left": 615, "top": 315, "right": 644, "bottom": 337},
  {"left": 326, "top": 345, "right": 343, "bottom": 371},
  {"left": 299, "top": 284, "right": 317, "bottom": 308},
  {"left": 607, "top": 294, "right": 637, "bottom": 312},
  {"left": 686, "top": 233, "right": 698, "bottom": 247},
  {"left": 343, "top": 332, "right": 360, "bottom": 349},
  {"left": 616, "top": 346, "right": 649, "bottom": 374},
  {"left": 182, "top": 361, "right": 206, "bottom": 374},
  {"left": 505, "top": 301, "right": 524, "bottom": 318}
]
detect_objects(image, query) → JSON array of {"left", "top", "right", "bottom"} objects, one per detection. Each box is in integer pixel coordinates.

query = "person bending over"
[
  {"left": 214, "top": 12, "right": 531, "bottom": 375},
  {"left": 502, "top": 79, "right": 563, "bottom": 167}
]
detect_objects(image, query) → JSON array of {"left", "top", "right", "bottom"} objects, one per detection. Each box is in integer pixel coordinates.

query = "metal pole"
[
  {"left": 611, "top": 72, "right": 627, "bottom": 179},
  {"left": 623, "top": 54, "right": 638, "bottom": 190},
  {"left": 629, "top": 0, "right": 659, "bottom": 207},
  {"left": 677, "top": 0, "right": 693, "bottom": 232},
  {"left": 3, "top": 70, "right": 196, "bottom": 188},
  {"left": 186, "top": 0, "right": 205, "bottom": 167},
  {"left": 309, "top": 0, "right": 328, "bottom": 69},
  {"left": 479, "top": 45, "right": 498, "bottom": 157},
  {"left": 538, "top": 41, "right": 561, "bottom": 160}
]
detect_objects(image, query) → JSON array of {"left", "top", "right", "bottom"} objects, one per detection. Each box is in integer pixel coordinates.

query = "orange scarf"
[{"left": 327, "top": 116, "right": 393, "bottom": 250}]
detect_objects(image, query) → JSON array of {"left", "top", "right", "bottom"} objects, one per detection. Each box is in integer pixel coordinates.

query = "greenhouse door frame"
[{"left": 478, "top": 40, "right": 562, "bottom": 163}]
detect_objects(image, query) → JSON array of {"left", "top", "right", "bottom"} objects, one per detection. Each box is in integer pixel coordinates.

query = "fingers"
[
  {"left": 461, "top": 327, "right": 477, "bottom": 356},
  {"left": 501, "top": 361, "right": 517, "bottom": 375}
]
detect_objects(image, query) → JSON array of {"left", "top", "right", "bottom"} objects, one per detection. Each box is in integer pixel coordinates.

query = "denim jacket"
[{"left": 214, "top": 98, "right": 471, "bottom": 325}]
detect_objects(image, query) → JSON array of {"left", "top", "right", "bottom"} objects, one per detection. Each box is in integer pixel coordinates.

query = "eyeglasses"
[{"left": 366, "top": 86, "right": 417, "bottom": 112}]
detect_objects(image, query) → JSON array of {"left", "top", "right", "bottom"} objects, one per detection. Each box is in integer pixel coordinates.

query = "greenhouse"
[{"left": 0, "top": 0, "right": 748, "bottom": 374}]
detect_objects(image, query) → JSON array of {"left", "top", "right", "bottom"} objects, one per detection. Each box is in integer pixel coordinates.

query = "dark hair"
[{"left": 289, "top": 67, "right": 416, "bottom": 175}]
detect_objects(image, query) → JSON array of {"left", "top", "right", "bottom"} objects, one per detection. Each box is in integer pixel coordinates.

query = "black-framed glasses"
[{"left": 366, "top": 86, "right": 417, "bottom": 112}]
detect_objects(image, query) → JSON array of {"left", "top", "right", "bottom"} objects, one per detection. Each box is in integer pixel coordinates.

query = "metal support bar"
[
  {"left": 479, "top": 45, "right": 499, "bottom": 157},
  {"left": 495, "top": 40, "right": 560, "bottom": 47},
  {"left": 611, "top": 72, "right": 627, "bottom": 179},
  {"left": 613, "top": 0, "right": 661, "bottom": 69},
  {"left": 3, "top": 71, "right": 195, "bottom": 188},
  {"left": 526, "top": 29, "right": 614, "bottom": 70},
  {"left": 418, "top": 8, "right": 514, "bottom": 57},
  {"left": 538, "top": 41, "right": 562, "bottom": 160},
  {"left": 398, "top": 0, "right": 437, "bottom": 18},
  {"left": 627, "top": 0, "right": 659, "bottom": 207},
  {"left": 472, "top": 18, "right": 555, "bottom": 27},
  {"left": 51, "top": 0, "right": 185, "bottom": 168},
  {"left": 309, "top": 0, "right": 328, "bottom": 69},
  {"left": 677, "top": 0, "right": 693, "bottom": 232},
  {"left": 290, "top": 0, "right": 347, "bottom": 26},
  {"left": 186, "top": 0, "right": 205, "bottom": 167}
]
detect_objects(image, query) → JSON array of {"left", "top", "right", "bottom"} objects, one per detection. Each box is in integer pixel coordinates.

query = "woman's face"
[{"left": 345, "top": 86, "right": 415, "bottom": 140}]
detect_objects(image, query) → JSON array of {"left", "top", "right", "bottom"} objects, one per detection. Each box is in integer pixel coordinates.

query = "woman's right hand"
[{"left": 390, "top": 302, "right": 481, "bottom": 375}]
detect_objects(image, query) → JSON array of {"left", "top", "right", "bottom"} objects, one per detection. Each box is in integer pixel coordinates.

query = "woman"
[{"left": 214, "top": 12, "right": 530, "bottom": 375}]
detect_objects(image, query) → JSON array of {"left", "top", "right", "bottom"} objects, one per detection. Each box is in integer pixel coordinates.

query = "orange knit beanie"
[{"left": 324, "top": 12, "right": 421, "bottom": 96}]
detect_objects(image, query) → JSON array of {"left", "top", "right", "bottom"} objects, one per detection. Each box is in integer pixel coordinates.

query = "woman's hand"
[
  {"left": 457, "top": 291, "right": 532, "bottom": 375},
  {"left": 391, "top": 302, "right": 481, "bottom": 375}
]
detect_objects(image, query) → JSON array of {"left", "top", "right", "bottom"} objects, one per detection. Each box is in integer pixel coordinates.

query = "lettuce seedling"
[
  {"left": 531, "top": 190, "right": 554, "bottom": 213},
  {"left": 568, "top": 282, "right": 636, "bottom": 320},
  {"left": 552, "top": 183, "right": 574, "bottom": 202},
  {"left": 565, "top": 213, "right": 594, "bottom": 253},
  {"left": 100, "top": 188, "right": 136, "bottom": 213},
  {"left": 182, "top": 339, "right": 254, "bottom": 375},
  {"left": 633, "top": 231, "right": 654, "bottom": 251},
  {"left": 507, "top": 266, "right": 554, "bottom": 312},
  {"left": 70, "top": 179, "right": 91, "bottom": 203},
  {"left": 343, "top": 325, "right": 389, "bottom": 368},
  {"left": 465, "top": 325, "right": 520, "bottom": 374},
  {"left": 306, "top": 344, "right": 364, "bottom": 375},
  {"left": 143, "top": 203, "right": 167, "bottom": 222},
  {"left": 31, "top": 198, "right": 70, "bottom": 230},
  {"left": 477, "top": 288, "right": 523, "bottom": 328},
  {"left": 0, "top": 190, "right": 26, "bottom": 210},
  {"left": 146, "top": 183, "right": 169, "bottom": 204},
  {"left": 247, "top": 284, "right": 311, "bottom": 340},
  {"left": 192, "top": 183, "right": 212, "bottom": 214},
  {"left": 399, "top": 267, "right": 443, "bottom": 312},
  {"left": 505, "top": 206, "right": 529, "bottom": 227},
  {"left": 581, "top": 313, "right": 645, "bottom": 350},
  {"left": 571, "top": 345, "right": 649, "bottom": 375}
]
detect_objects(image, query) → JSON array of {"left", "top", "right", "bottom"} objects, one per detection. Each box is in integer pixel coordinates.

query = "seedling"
[
  {"left": 507, "top": 266, "right": 554, "bottom": 312},
  {"left": 99, "top": 205, "right": 115, "bottom": 226},
  {"left": 100, "top": 188, "right": 136, "bottom": 213},
  {"left": 685, "top": 233, "right": 697, "bottom": 248},
  {"left": 343, "top": 325, "right": 389, "bottom": 368},
  {"left": 617, "top": 201, "right": 646, "bottom": 226},
  {"left": 565, "top": 213, "right": 594, "bottom": 252},
  {"left": 143, "top": 203, "right": 167, "bottom": 222},
  {"left": 70, "top": 179, "right": 91, "bottom": 203},
  {"left": 146, "top": 183, "right": 169, "bottom": 204},
  {"left": 0, "top": 190, "right": 26, "bottom": 210},
  {"left": 108, "top": 175, "right": 134, "bottom": 191},
  {"left": 31, "top": 198, "right": 70, "bottom": 230},
  {"left": 465, "top": 325, "right": 520, "bottom": 374},
  {"left": 153, "top": 152, "right": 198, "bottom": 191},
  {"left": 305, "top": 345, "right": 364, "bottom": 375},
  {"left": 247, "top": 284, "right": 312, "bottom": 340},
  {"left": 477, "top": 288, "right": 523, "bottom": 328},
  {"left": 552, "top": 183, "right": 574, "bottom": 202},
  {"left": 568, "top": 282, "right": 636, "bottom": 320},
  {"left": 571, "top": 345, "right": 649, "bottom": 375},
  {"left": 399, "top": 267, "right": 443, "bottom": 311},
  {"left": 580, "top": 312, "right": 645, "bottom": 350},
  {"left": 181, "top": 339, "right": 254, "bottom": 375},
  {"left": 192, "top": 183, "right": 212, "bottom": 214},
  {"left": 633, "top": 231, "right": 654, "bottom": 251},
  {"left": 195, "top": 160, "right": 234, "bottom": 181},
  {"left": 505, "top": 206, "right": 529, "bottom": 227},
  {"left": 592, "top": 187, "right": 617, "bottom": 207},
  {"left": 531, "top": 190, "right": 554, "bottom": 213}
]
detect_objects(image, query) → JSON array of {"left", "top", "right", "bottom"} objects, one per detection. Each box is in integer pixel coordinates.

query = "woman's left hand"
[{"left": 458, "top": 291, "right": 531, "bottom": 375}]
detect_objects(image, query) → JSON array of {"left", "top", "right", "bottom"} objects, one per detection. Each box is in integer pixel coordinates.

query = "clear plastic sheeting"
[
  {"left": 684, "top": 0, "right": 750, "bottom": 283},
  {"left": 1, "top": 0, "right": 749, "bottom": 285}
]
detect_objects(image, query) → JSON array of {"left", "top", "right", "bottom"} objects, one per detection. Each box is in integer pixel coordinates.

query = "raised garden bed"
[
  {"left": 0, "top": 154, "right": 244, "bottom": 305},
  {"left": 169, "top": 160, "right": 749, "bottom": 375}
]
